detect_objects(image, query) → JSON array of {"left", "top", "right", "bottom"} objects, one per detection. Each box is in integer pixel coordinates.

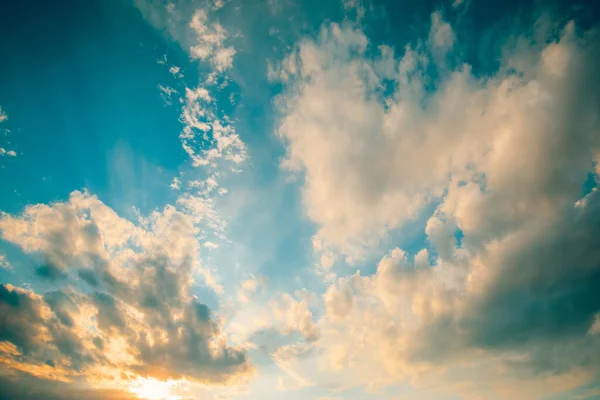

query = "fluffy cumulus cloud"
[
  {"left": 271, "top": 11, "right": 600, "bottom": 398},
  {"left": 0, "top": 191, "right": 252, "bottom": 388},
  {"left": 273, "top": 15, "right": 600, "bottom": 259},
  {"left": 271, "top": 293, "right": 320, "bottom": 342}
]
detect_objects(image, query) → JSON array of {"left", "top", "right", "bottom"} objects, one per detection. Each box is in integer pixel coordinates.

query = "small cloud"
[
  {"left": 0, "top": 254, "right": 11, "bottom": 269},
  {"left": 212, "top": 0, "right": 228, "bottom": 10},
  {"left": 589, "top": 314, "right": 600, "bottom": 335},
  {"left": 238, "top": 276, "right": 267, "bottom": 303},
  {"left": 429, "top": 11, "right": 455, "bottom": 52},
  {"left": 0, "top": 148, "right": 17, "bottom": 157},
  {"left": 169, "top": 65, "right": 182, "bottom": 78},
  {"left": 342, "top": 0, "right": 365, "bottom": 22},
  {"left": 156, "top": 54, "right": 167, "bottom": 65},
  {"left": 158, "top": 84, "right": 178, "bottom": 105},
  {"left": 189, "top": 9, "right": 236, "bottom": 72},
  {"left": 170, "top": 177, "right": 181, "bottom": 190}
]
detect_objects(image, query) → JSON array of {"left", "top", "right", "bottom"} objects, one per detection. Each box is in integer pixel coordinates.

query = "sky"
[{"left": 0, "top": 0, "right": 600, "bottom": 399}]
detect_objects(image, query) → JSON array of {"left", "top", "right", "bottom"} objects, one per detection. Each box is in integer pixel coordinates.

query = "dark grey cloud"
[
  {"left": 44, "top": 290, "right": 79, "bottom": 328},
  {"left": 0, "top": 284, "right": 47, "bottom": 354},
  {"left": 92, "top": 291, "right": 126, "bottom": 333},
  {"left": 77, "top": 268, "right": 98, "bottom": 287},
  {"left": 0, "top": 192, "right": 253, "bottom": 387},
  {"left": 411, "top": 190, "right": 600, "bottom": 375},
  {"left": 464, "top": 190, "right": 600, "bottom": 369},
  {"left": 132, "top": 295, "right": 249, "bottom": 381},
  {"left": 0, "top": 285, "right": 99, "bottom": 371},
  {"left": 35, "top": 263, "right": 67, "bottom": 281}
]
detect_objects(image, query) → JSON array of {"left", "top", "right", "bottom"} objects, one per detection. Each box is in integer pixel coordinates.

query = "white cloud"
[
  {"left": 429, "top": 11, "right": 455, "bottom": 53},
  {"left": 269, "top": 13, "right": 600, "bottom": 398},
  {"left": 272, "top": 293, "right": 320, "bottom": 342},
  {"left": 158, "top": 84, "right": 178, "bottom": 105},
  {"left": 237, "top": 276, "right": 267, "bottom": 304},
  {"left": 0, "top": 148, "right": 17, "bottom": 157},
  {"left": 169, "top": 65, "right": 181, "bottom": 76},
  {"left": 212, "top": 0, "right": 228, "bottom": 11},
  {"left": 272, "top": 16, "right": 600, "bottom": 262},
  {"left": 0, "top": 109, "right": 16, "bottom": 157},
  {"left": 137, "top": 2, "right": 237, "bottom": 84},
  {"left": 189, "top": 9, "right": 236, "bottom": 73},
  {"left": 342, "top": 0, "right": 366, "bottom": 22},
  {"left": 170, "top": 177, "right": 181, "bottom": 190},
  {"left": 203, "top": 241, "right": 219, "bottom": 249},
  {"left": 176, "top": 192, "right": 220, "bottom": 227},
  {"left": 179, "top": 85, "right": 247, "bottom": 169}
]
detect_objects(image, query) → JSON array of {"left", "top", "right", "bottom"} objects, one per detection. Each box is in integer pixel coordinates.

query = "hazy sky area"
[{"left": 1, "top": 0, "right": 600, "bottom": 399}]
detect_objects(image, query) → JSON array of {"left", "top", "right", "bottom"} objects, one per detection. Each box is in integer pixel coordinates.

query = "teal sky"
[{"left": 1, "top": 0, "right": 600, "bottom": 399}]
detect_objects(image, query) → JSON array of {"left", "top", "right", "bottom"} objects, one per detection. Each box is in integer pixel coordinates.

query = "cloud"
[
  {"left": 271, "top": 293, "right": 320, "bottom": 342},
  {"left": 429, "top": 11, "right": 455, "bottom": 53},
  {"left": 0, "top": 254, "right": 10, "bottom": 269},
  {"left": 0, "top": 106, "right": 17, "bottom": 158},
  {"left": 189, "top": 9, "right": 236, "bottom": 72},
  {"left": 0, "top": 148, "right": 16, "bottom": 157},
  {"left": 179, "top": 85, "right": 247, "bottom": 169},
  {"left": 272, "top": 16, "right": 600, "bottom": 261},
  {"left": 158, "top": 84, "right": 178, "bottom": 105},
  {"left": 169, "top": 65, "right": 182, "bottom": 77},
  {"left": 147, "top": 2, "right": 249, "bottom": 263},
  {"left": 170, "top": 176, "right": 181, "bottom": 190},
  {"left": 0, "top": 191, "right": 253, "bottom": 387},
  {"left": 238, "top": 276, "right": 267, "bottom": 304},
  {"left": 136, "top": 1, "right": 237, "bottom": 82},
  {"left": 269, "top": 11, "right": 600, "bottom": 398}
]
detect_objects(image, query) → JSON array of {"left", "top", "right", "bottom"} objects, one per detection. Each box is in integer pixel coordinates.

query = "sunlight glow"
[{"left": 128, "top": 377, "right": 182, "bottom": 400}]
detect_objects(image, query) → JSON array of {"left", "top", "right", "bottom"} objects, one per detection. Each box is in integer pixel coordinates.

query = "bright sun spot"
[{"left": 128, "top": 377, "right": 182, "bottom": 400}]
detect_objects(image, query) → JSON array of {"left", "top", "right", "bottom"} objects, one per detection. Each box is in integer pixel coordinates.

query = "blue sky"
[{"left": 1, "top": 0, "right": 600, "bottom": 399}]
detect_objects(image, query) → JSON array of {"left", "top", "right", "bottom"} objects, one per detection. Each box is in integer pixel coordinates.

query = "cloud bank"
[
  {"left": 0, "top": 191, "right": 252, "bottom": 388},
  {"left": 270, "top": 10, "right": 600, "bottom": 398}
]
